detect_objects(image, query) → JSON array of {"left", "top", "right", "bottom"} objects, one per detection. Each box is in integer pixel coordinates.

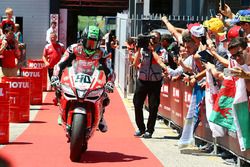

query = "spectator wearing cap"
[
  {"left": 178, "top": 29, "right": 207, "bottom": 148},
  {"left": 188, "top": 23, "right": 208, "bottom": 51},
  {"left": 231, "top": 9, "right": 250, "bottom": 35},
  {"left": 221, "top": 3, "right": 250, "bottom": 36}
]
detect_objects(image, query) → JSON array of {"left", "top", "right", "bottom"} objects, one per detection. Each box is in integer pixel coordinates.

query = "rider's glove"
[
  {"left": 51, "top": 76, "right": 60, "bottom": 87},
  {"left": 105, "top": 81, "right": 114, "bottom": 93}
]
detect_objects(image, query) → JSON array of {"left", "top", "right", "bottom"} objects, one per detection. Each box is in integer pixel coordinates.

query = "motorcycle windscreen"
[{"left": 73, "top": 60, "right": 95, "bottom": 75}]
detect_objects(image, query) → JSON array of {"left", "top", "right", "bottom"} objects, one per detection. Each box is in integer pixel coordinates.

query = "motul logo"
[
  {"left": 28, "top": 62, "right": 44, "bottom": 68},
  {"left": 9, "top": 82, "right": 29, "bottom": 88},
  {"left": 0, "top": 88, "right": 3, "bottom": 96},
  {"left": 22, "top": 71, "right": 40, "bottom": 77}
]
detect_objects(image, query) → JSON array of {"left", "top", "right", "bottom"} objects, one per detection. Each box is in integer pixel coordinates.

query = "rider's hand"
[
  {"left": 105, "top": 81, "right": 114, "bottom": 93},
  {"left": 51, "top": 76, "right": 60, "bottom": 87}
]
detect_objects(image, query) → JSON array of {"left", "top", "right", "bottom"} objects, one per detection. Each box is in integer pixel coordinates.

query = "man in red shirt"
[{"left": 42, "top": 32, "right": 65, "bottom": 84}]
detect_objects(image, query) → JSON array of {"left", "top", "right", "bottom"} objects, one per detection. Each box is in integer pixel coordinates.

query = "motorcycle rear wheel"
[{"left": 70, "top": 114, "right": 87, "bottom": 162}]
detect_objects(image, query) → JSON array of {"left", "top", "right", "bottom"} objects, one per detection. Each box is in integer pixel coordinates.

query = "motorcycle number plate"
[{"left": 74, "top": 73, "right": 92, "bottom": 89}]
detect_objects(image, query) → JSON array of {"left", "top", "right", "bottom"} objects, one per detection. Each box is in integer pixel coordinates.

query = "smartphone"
[
  {"left": 198, "top": 50, "right": 214, "bottom": 64},
  {"left": 223, "top": 68, "right": 235, "bottom": 77},
  {"left": 220, "top": 0, "right": 225, "bottom": 10},
  {"left": 209, "top": 9, "right": 216, "bottom": 18}
]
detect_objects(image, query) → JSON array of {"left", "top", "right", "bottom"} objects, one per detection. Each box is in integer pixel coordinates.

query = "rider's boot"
[{"left": 98, "top": 116, "right": 108, "bottom": 133}]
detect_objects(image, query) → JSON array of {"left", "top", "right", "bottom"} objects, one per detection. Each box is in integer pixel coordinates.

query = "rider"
[{"left": 51, "top": 25, "right": 115, "bottom": 133}]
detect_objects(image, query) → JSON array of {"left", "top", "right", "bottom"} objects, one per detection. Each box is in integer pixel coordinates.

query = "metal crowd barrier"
[{"left": 156, "top": 80, "right": 250, "bottom": 165}]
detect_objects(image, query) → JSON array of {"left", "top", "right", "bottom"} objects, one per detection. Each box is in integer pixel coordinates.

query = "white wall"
[{"left": 1, "top": 0, "right": 50, "bottom": 59}]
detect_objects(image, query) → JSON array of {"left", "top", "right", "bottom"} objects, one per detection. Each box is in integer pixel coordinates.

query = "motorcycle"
[{"left": 54, "top": 60, "right": 110, "bottom": 162}]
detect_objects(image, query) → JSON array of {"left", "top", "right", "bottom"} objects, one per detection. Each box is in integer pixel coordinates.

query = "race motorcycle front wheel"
[{"left": 70, "top": 114, "right": 87, "bottom": 162}]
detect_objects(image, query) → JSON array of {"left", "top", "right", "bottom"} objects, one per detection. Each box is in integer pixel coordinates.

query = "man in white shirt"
[{"left": 46, "top": 21, "right": 57, "bottom": 44}]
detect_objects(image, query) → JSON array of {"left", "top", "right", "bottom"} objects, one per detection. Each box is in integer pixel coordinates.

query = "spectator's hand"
[
  {"left": 178, "top": 56, "right": 184, "bottom": 65},
  {"left": 171, "top": 75, "right": 180, "bottom": 82},
  {"left": 148, "top": 43, "right": 154, "bottom": 52},
  {"left": 163, "top": 74, "right": 171, "bottom": 83},
  {"left": 44, "top": 61, "right": 50, "bottom": 67},
  {"left": 189, "top": 76, "right": 196, "bottom": 87},
  {"left": 216, "top": 13, "right": 224, "bottom": 21},
  {"left": 207, "top": 43, "right": 216, "bottom": 55},
  {"left": 1, "top": 40, "right": 8, "bottom": 50},
  {"left": 183, "top": 75, "right": 190, "bottom": 83},
  {"left": 230, "top": 67, "right": 249, "bottom": 78},
  {"left": 161, "top": 16, "right": 168, "bottom": 22},
  {"left": 219, "top": 4, "right": 233, "bottom": 18}
]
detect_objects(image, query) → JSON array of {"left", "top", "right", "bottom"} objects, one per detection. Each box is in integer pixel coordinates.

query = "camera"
[{"left": 137, "top": 34, "right": 155, "bottom": 49}]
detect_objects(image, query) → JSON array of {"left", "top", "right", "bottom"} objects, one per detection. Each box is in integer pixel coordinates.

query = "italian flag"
[{"left": 232, "top": 77, "right": 250, "bottom": 151}]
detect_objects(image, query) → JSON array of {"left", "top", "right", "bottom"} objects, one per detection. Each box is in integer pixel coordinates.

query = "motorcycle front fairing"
[{"left": 59, "top": 60, "right": 107, "bottom": 137}]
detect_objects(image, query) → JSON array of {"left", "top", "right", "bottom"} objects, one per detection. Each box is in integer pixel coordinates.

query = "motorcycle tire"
[{"left": 70, "top": 114, "right": 87, "bottom": 162}]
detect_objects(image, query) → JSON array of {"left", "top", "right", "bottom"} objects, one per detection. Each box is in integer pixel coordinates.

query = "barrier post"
[
  {"left": 170, "top": 80, "right": 183, "bottom": 127},
  {"left": 21, "top": 68, "right": 43, "bottom": 105},
  {"left": 27, "top": 59, "right": 47, "bottom": 91},
  {"left": 158, "top": 81, "right": 171, "bottom": 120},
  {"left": 2, "top": 77, "right": 31, "bottom": 122},
  {"left": 0, "top": 83, "right": 10, "bottom": 143}
]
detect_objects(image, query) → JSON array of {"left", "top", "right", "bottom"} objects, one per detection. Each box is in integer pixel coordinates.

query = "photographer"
[
  {"left": 132, "top": 31, "right": 168, "bottom": 139},
  {"left": 0, "top": 27, "right": 20, "bottom": 78},
  {"left": 161, "top": 34, "right": 178, "bottom": 70}
]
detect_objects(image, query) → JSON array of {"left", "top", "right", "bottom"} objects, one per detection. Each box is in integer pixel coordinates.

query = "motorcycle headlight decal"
[
  {"left": 77, "top": 89, "right": 87, "bottom": 98},
  {"left": 87, "top": 88, "right": 104, "bottom": 99},
  {"left": 61, "top": 84, "right": 76, "bottom": 97}
]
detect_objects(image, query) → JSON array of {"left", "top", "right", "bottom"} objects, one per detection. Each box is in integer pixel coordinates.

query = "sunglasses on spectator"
[{"left": 231, "top": 50, "right": 243, "bottom": 60}]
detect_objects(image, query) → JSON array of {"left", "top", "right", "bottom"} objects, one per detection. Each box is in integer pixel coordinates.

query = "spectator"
[
  {"left": 161, "top": 16, "right": 185, "bottom": 44},
  {"left": 166, "top": 44, "right": 193, "bottom": 78},
  {"left": 0, "top": 28, "right": 20, "bottom": 78},
  {"left": 14, "top": 23, "right": 26, "bottom": 68},
  {"left": 14, "top": 23, "right": 23, "bottom": 43},
  {"left": 125, "top": 37, "right": 137, "bottom": 64},
  {"left": 46, "top": 21, "right": 57, "bottom": 44},
  {"left": 1, "top": 7, "right": 15, "bottom": 35},
  {"left": 161, "top": 34, "right": 178, "bottom": 69},
  {"left": 42, "top": 32, "right": 65, "bottom": 90},
  {"left": 110, "top": 34, "right": 119, "bottom": 69},
  {"left": 132, "top": 31, "right": 168, "bottom": 139}
]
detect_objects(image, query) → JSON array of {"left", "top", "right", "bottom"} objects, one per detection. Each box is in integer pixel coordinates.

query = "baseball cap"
[
  {"left": 187, "top": 23, "right": 201, "bottom": 31},
  {"left": 190, "top": 25, "right": 205, "bottom": 37},
  {"left": 207, "top": 18, "right": 224, "bottom": 33},
  {"left": 231, "top": 9, "right": 250, "bottom": 24},
  {"left": 227, "top": 25, "right": 244, "bottom": 41}
]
